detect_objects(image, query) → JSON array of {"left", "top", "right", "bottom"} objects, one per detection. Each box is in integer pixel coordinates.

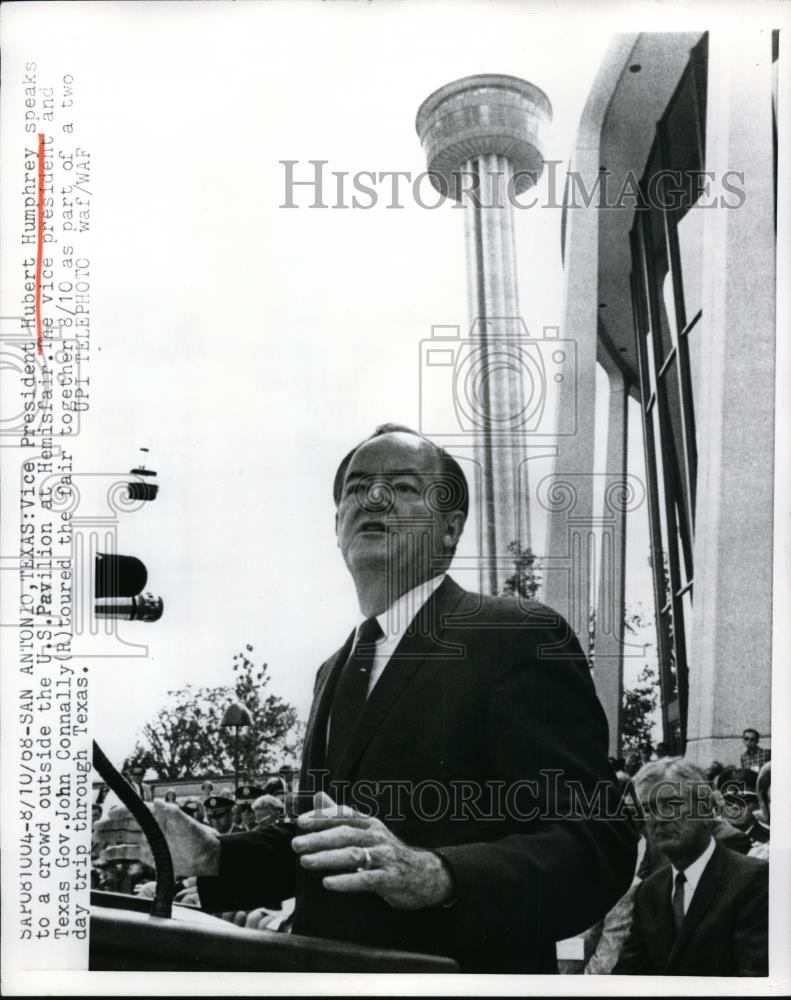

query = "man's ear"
[
  {"left": 334, "top": 509, "right": 339, "bottom": 542},
  {"left": 444, "top": 511, "right": 466, "bottom": 550}
]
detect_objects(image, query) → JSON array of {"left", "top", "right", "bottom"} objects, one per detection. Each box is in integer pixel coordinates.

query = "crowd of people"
[
  {"left": 92, "top": 776, "right": 296, "bottom": 930},
  {"left": 92, "top": 726, "right": 771, "bottom": 974}
]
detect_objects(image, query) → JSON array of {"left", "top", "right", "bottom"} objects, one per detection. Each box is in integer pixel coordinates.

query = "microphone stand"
[{"left": 92, "top": 740, "right": 175, "bottom": 918}]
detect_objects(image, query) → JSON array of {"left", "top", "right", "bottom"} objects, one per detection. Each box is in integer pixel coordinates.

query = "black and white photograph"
[{"left": 0, "top": 0, "right": 788, "bottom": 994}]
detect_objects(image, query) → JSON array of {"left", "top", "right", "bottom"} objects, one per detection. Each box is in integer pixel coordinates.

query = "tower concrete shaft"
[
  {"left": 416, "top": 76, "right": 552, "bottom": 594},
  {"left": 463, "top": 154, "right": 527, "bottom": 594}
]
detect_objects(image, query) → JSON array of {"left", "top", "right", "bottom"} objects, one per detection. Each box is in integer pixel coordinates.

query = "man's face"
[
  {"left": 743, "top": 731, "right": 759, "bottom": 750},
  {"left": 336, "top": 433, "right": 463, "bottom": 596},
  {"left": 254, "top": 803, "right": 275, "bottom": 824},
  {"left": 721, "top": 792, "right": 759, "bottom": 831},
  {"left": 207, "top": 810, "right": 233, "bottom": 834},
  {"left": 640, "top": 781, "right": 712, "bottom": 865}
]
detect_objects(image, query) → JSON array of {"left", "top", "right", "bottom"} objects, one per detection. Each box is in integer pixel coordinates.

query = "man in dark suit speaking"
[{"left": 98, "top": 424, "right": 636, "bottom": 972}]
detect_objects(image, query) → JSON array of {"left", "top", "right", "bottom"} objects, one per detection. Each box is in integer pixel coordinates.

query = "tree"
[
  {"left": 124, "top": 645, "right": 303, "bottom": 781},
  {"left": 587, "top": 607, "right": 597, "bottom": 669},
  {"left": 621, "top": 664, "right": 659, "bottom": 754},
  {"left": 620, "top": 603, "right": 661, "bottom": 753},
  {"left": 500, "top": 540, "right": 542, "bottom": 601}
]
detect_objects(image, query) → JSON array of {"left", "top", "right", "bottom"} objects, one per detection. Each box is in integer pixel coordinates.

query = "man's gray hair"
[
  {"left": 253, "top": 794, "right": 285, "bottom": 813},
  {"left": 633, "top": 756, "right": 713, "bottom": 812}
]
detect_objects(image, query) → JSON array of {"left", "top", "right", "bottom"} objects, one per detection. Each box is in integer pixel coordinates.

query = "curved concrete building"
[{"left": 549, "top": 32, "right": 778, "bottom": 762}]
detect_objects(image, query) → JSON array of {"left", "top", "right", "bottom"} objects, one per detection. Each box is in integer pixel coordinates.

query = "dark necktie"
[
  {"left": 326, "top": 617, "right": 383, "bottom": 775},
  {"left": 672, "top": 870, "right": 687, "bottom": 932}
]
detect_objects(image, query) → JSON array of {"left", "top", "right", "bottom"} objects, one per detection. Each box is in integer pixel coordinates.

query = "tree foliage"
[
  {"left": 500, "top": 541, "right": 542, "bottom": 601},
  {"left": 123, "top": 645, "right": 303, "bottom": 781},
  {"left": 621, "top": 664, "right": 659, "bottom": 754},
  {"left": 620, "top": 603, "right": 660, "bottom": 752}
]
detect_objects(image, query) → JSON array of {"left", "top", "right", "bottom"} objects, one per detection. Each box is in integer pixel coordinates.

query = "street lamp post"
[
  {"left": 278, "top": 764, "right": 295, "bottom": 799},
  {"left": 220, "top": 702, "right": 253, "bottom": 794}
]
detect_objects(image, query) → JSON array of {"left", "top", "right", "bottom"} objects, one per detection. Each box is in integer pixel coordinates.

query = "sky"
[{"left": 2, "top": 1, "right": 662, "bottom": 767}]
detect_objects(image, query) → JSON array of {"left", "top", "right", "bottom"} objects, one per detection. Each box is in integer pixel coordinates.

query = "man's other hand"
[
  {"left": 292, "top": 792, "right": 454, "bottom": 911},
  {"left": 94, "top": 801, "right": 221, "bottom": 879}
]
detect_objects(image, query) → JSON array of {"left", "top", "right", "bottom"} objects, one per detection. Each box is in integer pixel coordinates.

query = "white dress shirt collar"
[
  {"left": 671, "top": 835, "right": 716, "bottom": 913},
  {"left": 365, "top": 573, "right": 446, "bottom": 641},
  {"left": 360, "top": 574, "right": 445, "bottom": 695}
]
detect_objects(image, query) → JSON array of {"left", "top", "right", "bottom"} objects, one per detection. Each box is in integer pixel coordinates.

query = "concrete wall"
[
  {"left": 560, "top": 31, "right": 776, "bottom": 763},
  {"left": 684, "top": 30, "right": 776, "bottom": 767}
]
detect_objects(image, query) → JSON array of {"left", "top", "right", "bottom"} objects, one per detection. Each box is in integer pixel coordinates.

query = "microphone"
[
  {"left": 94, "top": 593, "right": 164, "bottom": 622},
  {"left": 95, "top": 553, "right": 148, "bottom": 598}
]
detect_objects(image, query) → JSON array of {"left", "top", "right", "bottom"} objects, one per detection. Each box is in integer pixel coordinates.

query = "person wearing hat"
[
  {"left": 203, "top": 795, "right": 234, "bottom": 834},
  {"left": 236, "top": 784, "right": 264, "bottom": 802},
  {"left": 231, "top": 801, "right": 256, "bottom": 833},
  {"left": 262, "top": 778, "right": 286, "bottom": 798},
  {"left": 715, "top": 767, "right": 767, "bottom": 851},
  {"left": 233, "top": 787, "right": 263, "bottom": 832}
]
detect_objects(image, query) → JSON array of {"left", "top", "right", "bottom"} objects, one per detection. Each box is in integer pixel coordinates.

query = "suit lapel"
[
  {"left": 334, "top": 577, "right": 468, "bottom": 781},
  {"left": 666, "top": 841, "right": 724, "bottom": 969},
  {"left": 301, "top": 628, "right": 356, "bottom": 783},
  {"left": 646, "top": 866, "right": 676, "bottom": 968}
]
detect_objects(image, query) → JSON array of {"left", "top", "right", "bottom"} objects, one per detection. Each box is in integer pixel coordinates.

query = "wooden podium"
[{"left": 90, "top": 892, "right": 459, "bottom": 973}]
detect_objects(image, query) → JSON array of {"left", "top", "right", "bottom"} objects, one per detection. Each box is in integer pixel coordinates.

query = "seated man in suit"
[
  {"left": 614, "top": 758, "right": 768, "bottom": 976},
  {"left": 96, "top": 424, "right": 636, "bottom": 972}
]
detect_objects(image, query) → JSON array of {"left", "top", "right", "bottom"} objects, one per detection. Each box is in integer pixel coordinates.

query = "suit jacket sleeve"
[
  {"left": 436, "top": 617, "right": 637, "bottom": 944},
  {"left": 196, "top": 659, "right": 334, "bottom": 915},
  {"left": 734, "top": 862, "right": 769, "bottom": 976},
  {"left": 196, "top": 822, "right": 296, "bottom": 913},
  {"left": 611, "top": 882, "right": 650, "bottom": 974}
]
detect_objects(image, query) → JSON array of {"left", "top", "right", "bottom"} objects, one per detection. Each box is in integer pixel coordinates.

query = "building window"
[{"left": 629, "top": 34, "right": 707, "bottom": 752}]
